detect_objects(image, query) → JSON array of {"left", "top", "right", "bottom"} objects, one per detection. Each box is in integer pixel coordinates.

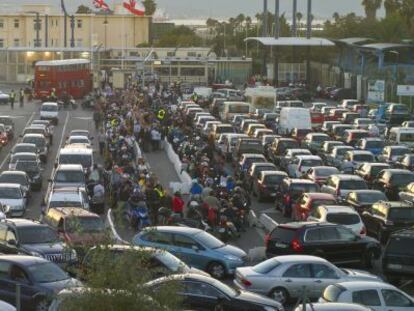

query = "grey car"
[
  {"left": 233, "top": 255, "right": 381, "bottom": 304},
  {"left": 294, "top": 303, "right": 373, "bottom": 311}
]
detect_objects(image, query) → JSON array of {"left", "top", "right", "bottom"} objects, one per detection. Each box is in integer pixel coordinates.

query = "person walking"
[
  {"left": 98, "top": 130, "right": 106, "bottom": 156},
  {"left": 19, "top": 89, "right": 24, "bottom": 107},
  {"left": 9, "top": 90, "right": 15, "bottom": 109}
]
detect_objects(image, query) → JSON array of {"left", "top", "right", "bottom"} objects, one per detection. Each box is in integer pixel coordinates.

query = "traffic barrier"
[
  {"left": 258, "top": 213, "right": 279, "bottom": 232},
  {"left": 106, "top": 209, "right": 130, "bottom": 245},
  {"left": 164, "top": 138, "right": 192, "bottom": 194}
]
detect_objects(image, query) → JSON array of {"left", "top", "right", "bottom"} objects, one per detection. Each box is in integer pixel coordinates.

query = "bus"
[{"left": 34, "top": 59, "right": 92, "bottom": 100}]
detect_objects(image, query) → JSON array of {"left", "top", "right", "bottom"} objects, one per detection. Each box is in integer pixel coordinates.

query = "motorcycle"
[{"left": 127, "top": 203, "right": 150, "bottom": 231}]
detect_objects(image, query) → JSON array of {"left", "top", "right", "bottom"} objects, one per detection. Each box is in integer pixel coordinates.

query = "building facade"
[{"left": 0, "top": 5, "right": 150, "bottom": 49}]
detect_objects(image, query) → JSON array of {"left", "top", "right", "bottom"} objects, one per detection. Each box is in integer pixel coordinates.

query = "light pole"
[
  {"left": 389, "top": 50, "right": 400, "bottom": 102},
  {"left": 103, "top": 15, "right": 108, "bottom": 51}
]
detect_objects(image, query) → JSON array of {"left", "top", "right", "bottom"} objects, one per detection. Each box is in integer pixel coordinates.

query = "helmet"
[
  {"left": 189, "top": 201, "right": 199, "bottom": 209},
  {"left": 234, "top": 186, "right": 242, "bottom": 193}
]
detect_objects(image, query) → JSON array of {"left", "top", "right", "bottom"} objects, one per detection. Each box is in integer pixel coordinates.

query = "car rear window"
[
  {"left": 326, "top": 213, "right": 360, "bottom": 225},
  {"left": 302, "top": 160, "right": 323, "bottom": 167},
  {"left": 322, "top": 285, "right": 345, "bottom": 302},
  {"left": 366, "top": 141, "right": 384, "bottom": 148},
  {"left": 388, "top": 208, "right": 414, "bottom": 222},
  {"left": 291, "top": 183, "right": 319, "bottom": 193},
  {"left": 252, "top": 259, "right": 281, "bottom": 274},
  {"left": 386, "top": 237, "right": 414, "bottom": 255},
  {"left": 353, "top": 154, "right": 374, "bottom": 162},
  {"left": 270, "top": 227, "right": 296, "bottom": 242},
  {"left": 339, "top": 180, "right": 368, "bottom": 190},
  {"left": 264, "top": 175, "right": 285, "bottom": 184},
  {"left": 390, "top": 174, "right": 414, "bottom": 187}
]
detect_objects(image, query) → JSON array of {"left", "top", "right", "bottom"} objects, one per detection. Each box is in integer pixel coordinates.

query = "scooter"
[{"left": 133, "top": 205, "right": 151, "bottom": 231}]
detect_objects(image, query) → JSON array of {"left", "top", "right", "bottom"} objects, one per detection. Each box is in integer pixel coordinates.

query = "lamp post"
[
  {"left": 389, "top": 50, "right": 400, "bottom": 102},
  {"left": 103, "top": 15, "right": 108, "bottom": 51}
]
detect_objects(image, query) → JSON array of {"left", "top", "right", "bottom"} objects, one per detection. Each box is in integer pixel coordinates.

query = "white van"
[
  {"left": 57, "top": 147, "right": 94, "bottom": 173},
  {"left": 219, "top": 102, "right": 251, "bottom": 121},
  {"left": 40, "top": 102, "right": 59, "bottom": 125},
  {"left": 388, "top": 127, "right": 414, "bottom": 148},
  {"left": 278, "top": 107, "right": 311, "bottom": 135}
]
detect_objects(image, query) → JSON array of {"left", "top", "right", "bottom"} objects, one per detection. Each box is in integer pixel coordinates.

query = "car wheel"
[
  {"left": 35, "top": 298, "right": 49, "bottom": 311},
  {"left": 207, "top": 262, "right": 226, "bottom": 279},
  {"left": 269, "top": 287, "right": 289, "bottom": 304}
]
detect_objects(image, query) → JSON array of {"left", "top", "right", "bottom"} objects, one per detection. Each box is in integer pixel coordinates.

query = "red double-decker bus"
[{"left": 34, "top": 59, "right": 92, "bottom": 99}]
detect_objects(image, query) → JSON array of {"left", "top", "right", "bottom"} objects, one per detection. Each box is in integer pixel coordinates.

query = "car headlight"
[
  {"left": 30, "top": 251, "right": 43, "bottom": 258},
  {"left": 224, "top": 255, "right": 243, "bottom": 262}
]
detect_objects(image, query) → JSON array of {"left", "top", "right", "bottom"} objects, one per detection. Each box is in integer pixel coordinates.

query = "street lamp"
[{"left": 103, "top": 15, "right": 108, "bottom": 51}]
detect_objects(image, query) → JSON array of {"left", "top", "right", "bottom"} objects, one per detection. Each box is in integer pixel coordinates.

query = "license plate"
[
  {"left": 388, "top": 264, "right": 402, "bottom": 270},
  {"left": 275, "top": 243, "right": 288, "bottom": 248}
]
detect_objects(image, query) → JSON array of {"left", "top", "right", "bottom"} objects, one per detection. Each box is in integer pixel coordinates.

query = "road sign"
[
  {"left": 367, "top": 80, "right": 385, "bottom": 103},
  {"left": 397, "top": 85, "right": 414, "bottom": 96}
]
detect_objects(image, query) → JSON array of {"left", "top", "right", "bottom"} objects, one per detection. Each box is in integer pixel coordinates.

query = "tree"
[
  {"left": 156, "top": 26, "right": 202, "bottom": 47},
  {"left": 76, "top": 5, "right": 92, "bottom": 14},
  {"left": 296, "top": 12, "right": 303, "bottom": 26},
  {"left": 361, "top": 0, "right": 382, "bottom": 21},
  {"left": 384, "top": 0, "right": 402, "bottom": 17},
  {"left": 143, "top": 0, "right": 157, "bottom": 16}
]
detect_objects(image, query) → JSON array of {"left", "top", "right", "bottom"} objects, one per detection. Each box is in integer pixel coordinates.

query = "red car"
[
  {"left": 291, "top": 192, "right": 337, "bottom": 221},
  {"left": 310, "top": 111, "right": 324, "bottom": 129}
]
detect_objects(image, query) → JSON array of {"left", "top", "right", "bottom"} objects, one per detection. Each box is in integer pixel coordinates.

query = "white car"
[
  {"left": 319, "top": 281, "right": 414, "bottom": 311},
  {"left": 40, "top": 102, "right": 59, "bottom": 125},
  {"left": 0, "top": 91, "right": 10, "bottom": 104},
  {"left": 307, "top": 205, "right": 366, "bottom": 236},
  {"left": 65, "top": 135, "right": 92, "bottom": 148},
  {"left": 287, "top": 155, "right": 323, "bottom": 178}
]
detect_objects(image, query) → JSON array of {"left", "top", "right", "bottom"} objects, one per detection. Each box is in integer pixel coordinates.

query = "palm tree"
[
  {"left": 401, "top": 0, "right": 414, "bottom": 33},
  {"left": 384, "top": 0, "right": 402, "bottom": 17},
  {"left": 142, "top": 0, "right": 157, "bottom": 16},
  {"left": 361, "top": 0, "right": 382, "bottom": 21}
]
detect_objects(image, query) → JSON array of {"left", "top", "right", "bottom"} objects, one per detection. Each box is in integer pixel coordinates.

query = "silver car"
[
  {"left": 0, "top": 183, "right": 27, "bottom": 217},
  {"left": 233, "top": 255, "right": 381, "bottom": 304}
]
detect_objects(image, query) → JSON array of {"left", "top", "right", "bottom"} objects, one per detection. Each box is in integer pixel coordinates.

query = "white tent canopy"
[{"left": 245, "top": 37, "right": 335, "bottom": 47}]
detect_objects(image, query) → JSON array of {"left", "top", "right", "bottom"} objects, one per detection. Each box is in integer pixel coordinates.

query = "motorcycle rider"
[{"left": 172, "top": 191, "right": 185, "bottom": 218}]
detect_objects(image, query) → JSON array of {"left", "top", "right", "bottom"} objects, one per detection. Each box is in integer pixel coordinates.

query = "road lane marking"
[
  {"left": 0, "top": 111, "right": 36, "bottom": 170},
  {"left": 57, "top": 111, "right": 70, "bottom": 153}
]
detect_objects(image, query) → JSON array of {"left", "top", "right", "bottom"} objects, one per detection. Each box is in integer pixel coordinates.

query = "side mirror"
[{"left": 7, "top": 239, "right": 17, "bottom": 246}]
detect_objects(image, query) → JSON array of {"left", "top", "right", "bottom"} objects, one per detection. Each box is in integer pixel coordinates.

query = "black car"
[
  {"left": 0, "top": 219, "right": 76, "bottom": 265},
  {"left": 0, "top": 255, "right": 80, "bottom": 310},
  {"left": 344, "top": 190, "right": 387, "bottom": 214},
  {"left": 265, "top": 222, "right": 381, "bottom": 268},
  {"left": 394, "top": 153, "right": 414, "bottom": 171},
  {"left": 147, "top": 273, "right": 283, "bottom": 311},
  {"left": 361, "top": 200, "right": 414, "bottom": 243},
  {"left": 14, "top": 160, "right": 43, "bottom": 191},
  {"left": 372, "top": 169, "right": 414, "bottom": 200},
  {"left": 382, "top": 228, "right": 414, "bottom": 283},
  {"left": 267, "top": 138, "right": 299, "bottom": 166}
]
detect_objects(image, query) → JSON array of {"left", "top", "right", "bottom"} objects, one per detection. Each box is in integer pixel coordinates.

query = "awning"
[{"left": 244, "top": 37, "right": 335, "bottom": 47}]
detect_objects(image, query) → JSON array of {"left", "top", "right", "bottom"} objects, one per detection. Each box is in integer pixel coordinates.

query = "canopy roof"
[{"left": 245, "top": 37, "right": 335, "bottom": 47}]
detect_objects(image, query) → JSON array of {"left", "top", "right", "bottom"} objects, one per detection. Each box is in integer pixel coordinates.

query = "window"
[
  {"left": 77, "top": 19, "right": 82, "bottom": 28},
  {"left": 187, "top": 52, "right": 197, "bottom": 57},
  {"left": 0, "top": 19, "right": 4, "bottom": 28},
  {"left": 167, "top": 52, "right": 175, "bottom": 57},
  {"left": 352, "top": 290, "right": 381, "bottom": 306},
  {"left": 174, "top": 234, "right": 198, "bottom": 249},
  {"left": 382, "top": 289, "right": 413, "bottom": 307},
  {"left": 320, "top": 227, "right": 339, "bottom": 240},
  {"left": 13, "top": 39, "right": 19, "bottom": 47},
  {"left": 184, "top": 281, "right": 223, "bottom": 298},
  {"left": 10, "top": 265, "right": 29, "bottom": 283},
  {"left": 282, "top": 264, "right": 312, "bottom": 278},
  {"left": 5, "top": 230, "right": 16, "bottom": 242},
  {"left": 14, "top": 19, "right": 19, "bottom": 28},
  {"left": 142, "top": 231, "right": 172, "bottom": 245},
  {"left": 0, "top": 39, "right": 4, "bottom": 48},
  {"left": 305, "top": 229, "right": 321, "bottom": 242},
  {"left": 311, "top": 264, "right": 338, "bottom": 279}
]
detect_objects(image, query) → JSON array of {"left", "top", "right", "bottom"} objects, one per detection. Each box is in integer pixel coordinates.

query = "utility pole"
[
  {"left": 45, "top": 14, "right": 48, "bottom": 47},
  {"left": 70, "top": 15, "right": 75, "bottom": 47},
  {"left": 262, "top": 0, "right": 268, "bottom": 37},
  {"left": 35, "top": 12, "right": 40, "bottom": 47},
  {"left": 306, "top": 0, "right": 312, "bottom": 39},
  {"left": 61, "top": 0, "right": 68, "bottom": 47},
  {"left": 274, "top": 0, "right": 280, "bottom": 86},
  {"left": 292, "top": 0, "right": 297, "bottom": 37}
]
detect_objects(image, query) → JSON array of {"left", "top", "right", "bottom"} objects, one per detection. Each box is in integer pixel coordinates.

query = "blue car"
[
  {"left": 356, "top": 137, "right": 384, "bottom": 156},
  {"left": 132, "top": 226, "right": 247, "bottom": 279}
]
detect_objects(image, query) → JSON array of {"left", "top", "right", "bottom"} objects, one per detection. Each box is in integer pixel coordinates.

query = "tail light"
[
  {"left": 291, "top": 238, "right": 304, "bottom": 252},
  {"left": 240, "top": 277, "right": 252, "bottom": 287},
  {"left": 360, "top": 226, "right": 366, "bottom": 236},
  {"left": 264, "top": 234, "right": 270, "bottom": 248},
  {"left": 284, "top": 195, "right": 291, "bottom": 205}
]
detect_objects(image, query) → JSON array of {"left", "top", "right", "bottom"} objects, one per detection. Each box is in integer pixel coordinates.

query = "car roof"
[
  {"left": 375, "top": 201, "right": 413, "bottom": 208},
  {"left": 312, "top": 166, "right": 338, "bottom": 171},
  {"left": 241, "top": 153, "right": 266, "bottom": 158},
  {"left": 23, "top": 134, "right": 45, "bottom": 138},
  {"left": 332, "top": 174, "right": 364, "bottom": 181},
  {"left": 349, "top": 150, "right": 374, "bottom": 155},
  {"left": 361, "top": 137, "right": 382, "bottom": 141},
  {"left": 288, "top": 179, "right": 318, "bottom": 184},
  {"left": 335, "top": 281, "right": 397, "bottom": 290},
  {"left": 68, "top": 135, "right": 89, "bottom": 140},
  {"left": 0, "top": 171, "right": 26, "bottom": 176},
  {"left": 320, "top": 205, "right": 358, "bottom": 214},
  {"left": 363, "top": 162, "right": 390, "bottom": 167},
  {"left": 288, "top": 149, "right": 311, "bottom": 153},
  {"left": 13, "top": 143, "right": 36, "bottom": 148},
  {"left": 143, "top": 226, "right": 202, "bottom": 235},
  {"left": 270, "top": 255, "right": 328, "bottom": 264},
  {"left": 51, "top": 207, "right": 98, "bottom": 217},
  {"left": 0, "top": 255, "right": 49, "bottom": 265},
  {"left": 0, "top": 183, "right": 21, "bottom": 189},
  {"left": 59, "top": 148, "right": 93, "bottom": 155},
  {"left": 42, "top": 102, "right": 58, "bottom": 106},
  {"left": 296, "top": 155, "right": 322, "bottom": 160},
  {"left": 350, "top": 189, "right": 385, "bottom": 195},
  {"left": 0, "top": 218, "right": 44, "bottom": 227},
  {"left": 12, "top": 152, "right": 37, "bottom": 157},
  {"left": 298, "top": 303, "right": 372, "bottom": 311},
  {"left": 56, "top": 164, "right": 84, "bottom": 171},
  {"left": 278, "top": 221, "right": 333, "bottom": 229},
  {"left": 261, "top": 170, "right": 287, "bottom": 176}
]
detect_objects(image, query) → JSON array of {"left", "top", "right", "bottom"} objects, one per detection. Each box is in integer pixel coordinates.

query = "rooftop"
[{"left": 245, "top": 37, "right": 335, "bottom": 47}]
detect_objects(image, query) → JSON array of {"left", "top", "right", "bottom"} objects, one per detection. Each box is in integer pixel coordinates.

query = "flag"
[
  {"left": 93, "top": 0, "right": 110, "bottom": 11},
  {"left": 123, "top": 0, "right": 145, "bottom": 16}
]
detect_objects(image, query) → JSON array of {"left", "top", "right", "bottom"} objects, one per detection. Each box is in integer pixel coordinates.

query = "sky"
[{"left": 2, "top": 0, "right": 385, "bottom": 20}]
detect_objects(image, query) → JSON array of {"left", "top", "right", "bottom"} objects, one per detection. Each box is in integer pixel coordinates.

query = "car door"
[
  {"left": 7, "top": 264, "right": 38, "bottom": 309},
  {"left": 381, "top": 288, "right": 414, "bottom": 311},
  {"left": 279, "top": 263, "right": 314, "bottom": 299},
  {"left": 141, "top": 231, "right": 174, "bottom": 253},
  {"left": 0, "top": 261, "right": 14, "bottom": 305},
  {"left": 335, "top": 226, "right": 367, "bottom": 264},
  {"left": 181, "top": 280, "right": 225, "bottom": 311},
  {"left": 309, "top": 263, "right": 341, "bottom": 299},
  {"left": 172, "top": 233, "right": 207, "bottom": 270},
  {"left": 351, "top": 289, "right": 383, "bottom": 311},
  {"left": 315, "top": 227, "right": 348, "bottom": 263}
]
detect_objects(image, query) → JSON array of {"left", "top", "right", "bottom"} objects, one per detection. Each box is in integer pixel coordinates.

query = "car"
[
  {"left": 57, "top": 148, "right": 94, "bottom": 173},
  {"left": 320, "top": 141, "right": 344, "bottom": 157},
  {"left": 372, "top": 169, "right": 414, "bottom": 200},
  {"left": 21, "top": 134, "right": 49, "bottom": 162},
  {"left": 361, "top": 200, "right": 414, "bottom": 244},
  {"left": 65, "top": 135, "right": 92, "bottom": 149},
  {"left": 234, "top": 255, "right": 381, "bottom": 304},
  {"left": 399, "top": 181, "right": 414, "bottom": 204},
  {"left": 319, "top": 281, "right": 414, "bottom": 311},
  {"left": 340, "top": 150, "right": 375, "bottom": 172},
  {"left": 353, "top": 118, "right": 374, "bottom": 130},
  {"left": 279, "top": 148, "right": 312, "bottom": 171},
  {"left": 238, "top": 153, "right": 266, "bottom": 175},
  {"left": 0, "top": 124, "right": 9, "bottom": 146},
  {"left": 40, "top": 102, "right": 59, "bottom": 124},
  {"left": 291, "top": 128, "right": 312, "bottom": 142},
  {"left": 291, "top": 192, "right": 337, "bottom": 221},
  {"left": 321, "top": 121, "right": 340, "bottom": 134},
  {"left": 9, "top": 152, "right": 40, "bottom": 170},
  {"left": 321, "top": 175, "right": 368, "bottom": 199},
  {"left": 275, "top": 179, "right": 320, "bottom": 217},
  {"left": 343, "top": 129, "right": 369, "bottom": 145},
  {"left": 253, "top": 128, "right": 273, "bottom": 139},
  {"left": 393, "top": 153, "right": 414, "bottom": 171},
  {"left": 304, "top": 166, "right": 340, "bottom": 185},
  {"left": 0, "top": 219, "right": 76, "bottom": 265},
  {"left": 50, "top": 164, "right": 86, "bottom": 189},
  {"left": 355, "top": 137, "right": 384, "bottom": 156},
  {"left": 331, "top": 88, "right": 355, "bottom": 101},
  {"left": 0, "top": 183, "right": 27, "bottom": 217},
  {"left": 0, "top": 116, "right": 14, "bottom": 139},
  {"left": 216, "top": 133, "right": 248, "bottom": 159},
  {"left": 265, "top": 222, "right": 381, "bottom": 268},
  {"left": 325, "top": 146, "right": 355, "bottom": 168},
  {"left": 382, "top": 228, "right": 414, "bottom": 283},
  {"left": 302, "top": 133, "right": 330, "bottom": 154},
  {"left": 81, "top": 245, "right": 209, "bottom": 279},
  {"left": 133, "top": 226, "right": 247, "bottom": 279},
  {"left": 307, "top": 205, "right": 366, "bottom": 236},
  {"left": 340, "top": 99, "right": 359, "bottom": 110},
  {"left": 355, "top": 163, "right": 390, "bottom": 185},
  {"left": 377, "top": 145, "right": 410, "bottom": 164},
  {"left": 344, "top": 190, "right": 387, "bottom": 214},
  {"left": 69, "top": 130, "right": 90, "bottom": 138},
  {"left": 246, "top": 162, "right": 277, "bottom": 189},
  {"left": 10, "top": 143, "right": 39, "bottom": 155},
  {"left": 14, "top": 160, "right": 43, "bottom": 191},
  {"left": 147, "top": 273, "right": 283, "bottom": 311},
  {"left": 0, "top": 255, "right": 80, "bottom": 310},
  {"left": 294, "top": 303, "right": 373, "bottom": 311},
  {"left": 0, "top": 171, "right": 31, "bottom": 197},
  {"left": 287, "top": 155, "right": 323, "bottom": 178},
  {"left": 267, "top": 138, "right": 299, "bottom": 166},
  {"left": 23, "top": 125, "right": 49, "bottom": 138},
  {"left": 232, "top": 138, "right": 263, "bottom": 161},
  {"left": 0, "top": 91, "right": 10, "bottom": 104},
  {"left": 332, "top": 124, "right": 355, "bottom": 141},
  {"left": 253, "top": 170, "right": 288, "bottom": 202},
  {"left": 44, "top": 187, "right": 89, "bottom": 213},
  {"left": 342, "top": 112, "right": 360, "bottom": 125}
]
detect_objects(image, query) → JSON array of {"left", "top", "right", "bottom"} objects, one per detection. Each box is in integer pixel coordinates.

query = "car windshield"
[
  {"left": 55, "top": 171, "right": 85, "bottom": 183},
  {"left": 340, "top": 180, "right": 368, "bottom": 190},
  {"left": 65, "top": 217, "right": 104, "bottom": 233},
  {"left": 42, "top": 105, "right": 58, "bottom": 112},
  {"left": 356, "top": 192, "right": 387, "bottom": 204},
  {"left": 400, "top": 133, "right": 414, "bottom": 142},
  {"left": 370, "top": 166, "right": 388, "bottom": 177},
  {"left": 23, "top": 137, "right": 45, "bottom": 148},
  {"left": 336, "top": 148, "right": 353, "bottom": 156},
  {"left": 390, "top": 173, "right": 414, "bottom": 187},
  {"left": 15, "top": 161, "right": 39, "bottom": 173},
  {"left": 18, "top": 226, "right": 59, "bottom": 244},
  {"left": 13, "top": 146, "right": 36, "bottom": 153},
  {"left": 49, "top": 199, "right": 83, "bottom": 208},
  {"left": 388, "top": 208, "right": 414, "bottom": 221},
  {"left": 28, "top": 262, "right": 69, "bottom": 283},
  {"left": 391, "top": 148, "right": 410, "bottom": 156},
  {"left": 291, "top": 183, "right": 319, "bottom": 193},
  {"left": 59, "top": 154, "right": 91, "bottom": 168},
  {"left": 387, "top": 237, "right": 414, "bottom": 255},
  {"left": 155, "top": 252, "right": 189, "bottom": 273},
  {"left": 252, "top": 259, "right": 281, "bottom": 274},
  {"left": 0, "top": 187, "right": 21, "bottom": 199},
  {"left": 69, "top": 138, "right": 89, "bottom": 144},
  {"left": 302, "top": 160, "right": 323, "bottom": 167},
  {"left": 366, "top": 141, "right": 384, "bottom": 148},
  {"left": 194, "top": 231, "right": 224, "bottom": 249},
  {"left": 353, "top": 154, "right": 374, "bottom": 162},
  {"left": 11, "top": 155, "right": 36, "bottom": 164},
  {"left": 312, "top": 135, "right": 328, "bottom": 142},
  {"left": 0, "top": 175, "right": 27, "bottom": 186},
  {"left": 326, "top": 213, "right": 360, "bottom": 225}
]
